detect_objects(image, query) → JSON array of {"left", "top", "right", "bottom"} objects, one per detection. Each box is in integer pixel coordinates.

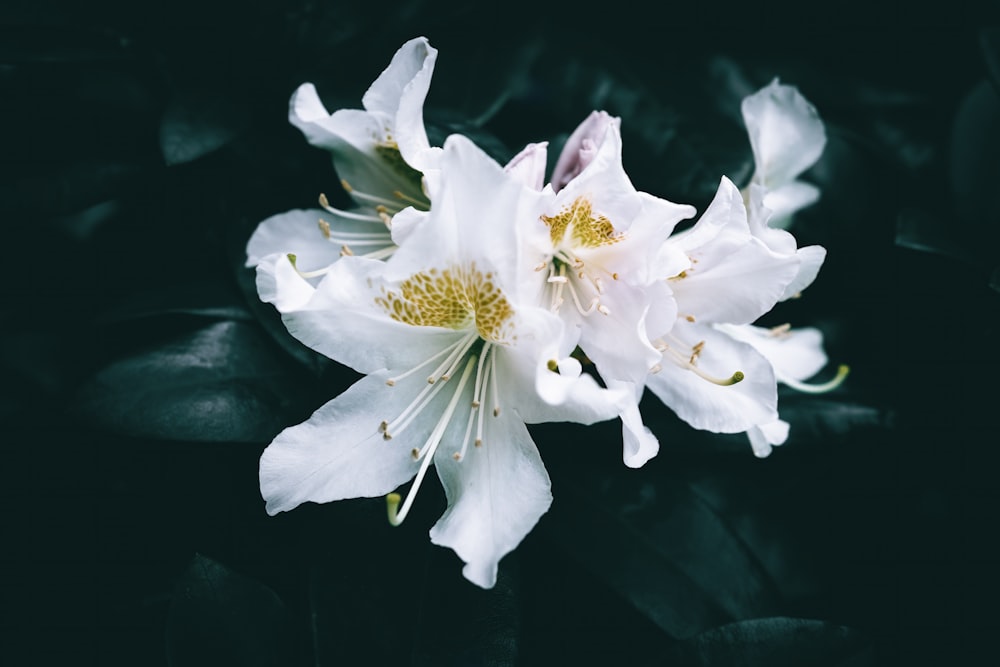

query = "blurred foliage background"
[{"left": 2, "top": 1, "right": 999, "bottom": 665}]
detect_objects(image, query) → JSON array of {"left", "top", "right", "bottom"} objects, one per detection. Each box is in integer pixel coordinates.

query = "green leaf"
[
  {"left": 537, "top": 431, "right": 783, "bottom": 639},
  {"left": 668, "top": 617, "right": 871, "bottom": 667},
  {"left": 166, "top": 553, "right": 291, "bottom": 667},
  {"left": 71, "top": 320, "right": 314, "bottom": 442}
]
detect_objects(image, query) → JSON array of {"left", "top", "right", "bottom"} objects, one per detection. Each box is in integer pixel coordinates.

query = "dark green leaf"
[
  {"left": 96, "top": 280, "right": 253, "bottom": 325},
  {"left": 71, "top": 320, "right": 313, "bottom": 442},
  {"left": 166, "top": 553, "right": 291, "bottom": 667},
  {"left": 538, "top": 437, "right": 782, "bottom": 639},
  {"left": 667, "top": 617, "right": 870, "bottom": 667},
  {"left": 411, "top": 549, "right": 520, "bottom": 666},
  {"left": 160, "top": 87, "right": 252, "bottom": 166}
]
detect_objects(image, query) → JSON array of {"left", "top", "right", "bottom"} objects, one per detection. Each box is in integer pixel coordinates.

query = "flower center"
[
  {"left": 375, "top": 264, "right": 515, "bottom": 342},
  {"left": 538, "top": 197, "right": 623, "bottom": 317}
]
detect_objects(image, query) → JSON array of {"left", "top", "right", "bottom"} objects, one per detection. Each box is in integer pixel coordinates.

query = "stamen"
[
  {"left": 385, "top": 339, "right": 462, "bottom": 386},
  {"left": 393, "top": 189, "right": 430, "bottom": 210},
  {"left": 339, "top": 180, "right": 408, "bottom": 210},
  {"left": 658, "top": 341, "right": 745, "bottom": 386},
  {"left": 357, "top": 245, "right": 398, "bottom": 260},
  {"left": 780, "top": 364, "right": 850, "bottom": 394},
  {"left": 489, "top": 346, "right": 501, "bottom": 417},
  {"left": 286, "top": 253, "right": 333, "bottom": 279},
  {"left": 317, "top": 219, "right": 331, "bottom": 239},
  {"left": 387, "top": 355, "right": 478, "bottom": 526},
  {"left": 318, "top": 193, "right": 387, "bottom": 223},
  {"left": 454, "top": 347, "right": 490, "bottom": 461}
]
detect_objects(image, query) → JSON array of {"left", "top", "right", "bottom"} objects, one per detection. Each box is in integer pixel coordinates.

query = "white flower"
[
  {"left": 742, "top": 79, "right": 827, "bottom": 228},
  {"left": 245, "top": 38, "right": 443, "bottom": 310},
  {"left": 258, "top": 134, "right": 622, "bottom": 588},
  {"left": 716, "top": 321, "right": 848, "bottom": 457},
  {"left": 644, "top": 177, "right": 802, "bottom": 434},
  {"left": 522, "top": 112, "right": 696, "bottom": 467}
]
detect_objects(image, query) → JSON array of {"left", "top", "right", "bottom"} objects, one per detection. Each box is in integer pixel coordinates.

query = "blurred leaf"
[
  {"left": 96, "top": 280, "right": 252, "bottom": 325},
  {"left": 982, "top": 26, "right": 1000, "bottom": 93},
  {"left": 538, "top": 446, "right": 782, "bottom": 639},
  {"left": 71, "top": 320, "right": 313, "bottom": 442},
  {"left": 160, "top": 87, "right": 251, "bottom": 166},
  {"left": 667, "top": 617, "right": 871, "bottom": 667},
  {"left": 166, "top": 553, "right": 291, "bottom": 667},
  {"left": 775, "top": 394, "right": 893, "bottom": 441}
]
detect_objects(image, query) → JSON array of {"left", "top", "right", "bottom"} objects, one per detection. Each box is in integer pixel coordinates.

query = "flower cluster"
[{"left": 246, "top": 37, "right": 846, "bottom": 588}]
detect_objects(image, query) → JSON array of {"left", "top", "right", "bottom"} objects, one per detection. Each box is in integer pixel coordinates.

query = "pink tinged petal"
[
  {"left": 742, "top": 79, "right": 826, "bottom": 189},
  {"left": 504, "top": 142, "right": 549, "bottom": 191},
  {"left": 429, "top": 410, "right": 552, "bottom": 588},
  {"left": 716, "top": 323, "right": 828, "bottom": 382},
  {"left": 259, "top": 371, "right": 424, "bottom": 515},
  {"left": 551, "top": 110, "right": 620, "bottom": 192},
  {"left": 281, "top": 256, "right": 466, "bottom": 375},
  {"left": 245, "top": 208, "right": 364, "bottom": 270},
  {"left": 747, "top": 419, "right": 790, "bottom": 458},
  {"left": 254, "top": 253, "right": 316, "bottom": 313},
  {"left": 646, "top": 324, "right": 778, "bottom": 433}
]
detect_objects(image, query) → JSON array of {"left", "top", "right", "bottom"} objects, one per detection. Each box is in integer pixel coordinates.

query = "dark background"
[{"left": 2, "top": 1, "right": 999, "bottom": 665}]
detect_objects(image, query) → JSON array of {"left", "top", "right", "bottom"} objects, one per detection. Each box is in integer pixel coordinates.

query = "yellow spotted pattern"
[
  {"left": 375, "top": 264, "right": 514, "bottom": 342},
  {"left": 541, "top": 197, "right": 623, "bottom": 249}
]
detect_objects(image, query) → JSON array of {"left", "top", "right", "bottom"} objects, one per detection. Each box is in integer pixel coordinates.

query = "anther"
[{"left": 317, "top": 219, "right": 331, "bottom": 239}]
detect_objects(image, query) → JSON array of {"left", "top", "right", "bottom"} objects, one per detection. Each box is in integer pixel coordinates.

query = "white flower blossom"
[
  {"left": 742, "top": 79, "right": 827, "bottom": 228},
  {"left": 258, "top": 134, "right": 623, "bottom": 588}
]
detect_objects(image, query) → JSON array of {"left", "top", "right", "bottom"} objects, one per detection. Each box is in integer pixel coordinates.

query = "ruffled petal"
[
  {"left": 716, "top": 323, "right": 828, "bottom": 382},
  {"left": 504, "top": 141, "right": 549, "bottom": 191},
  {"left": 742, "top": 79, "right": 826, "bottom": 189},
  {"left": 667, "top": 178, "right": 800, "bottom": 325},
  {"left": 281, "top": 256, "right": 468, "bottom": 374},
  {"left": 429, "top": 409, "right": 552, "bottom": 588},
  {"left": 245, "top": 208, "right": 366, "bottom": 271},
  {"left": 364, "top": 37, "right": 438, "bottom": 172},
  {"left": 747, "top": 419, "right": 790, "bottom": 458},
  {"left": 255, "top": 253, "right": 316, "bottom": 313},
  {"left": 259, "top": 371, "right": 425, "bottom": 514}
]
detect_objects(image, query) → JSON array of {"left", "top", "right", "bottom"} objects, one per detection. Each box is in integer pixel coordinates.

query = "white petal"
[
  {"left": 646, "top": 324, "right": 778, "bottom": 433},
  {"left": 281, "top": 256, "right": 467, "bottom": 374},
  {"left": 782, "top": 244, "right": 826, "bottom": 299},
  {"left": 429, "top": 409, "right": 552, "bottom": 588},
  {"left": 255, "top": 253, "right": 316, "bottom": 313},
  {"left": 671, "top": 235, "right": 800, "bottom": 325},
  {"left": 764, "top": 182, "right": 821, "bottom": 227},
  {"left": 259, "top": 371, "right": 423, "bottom": 514},
  {"left": 742, "top": 79, "right": 826, "bottom": 189},
  {"left": 363, "top": 37, "right": 438, "bottom": 172},
  {"left": 245, "top": 208, "right": 358, "bottom": 270},
  {"left": 747, "top": 419, "right": 789, "bottom": 458},
  {"left": 716, "top": 323, "right": 828, "bottom": 382},
  {"left": 609, "top": 380, "right": 659, "bottom": 468},
  {"left": 504, "top": 141, "right": 549, "bottom": 191}
]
